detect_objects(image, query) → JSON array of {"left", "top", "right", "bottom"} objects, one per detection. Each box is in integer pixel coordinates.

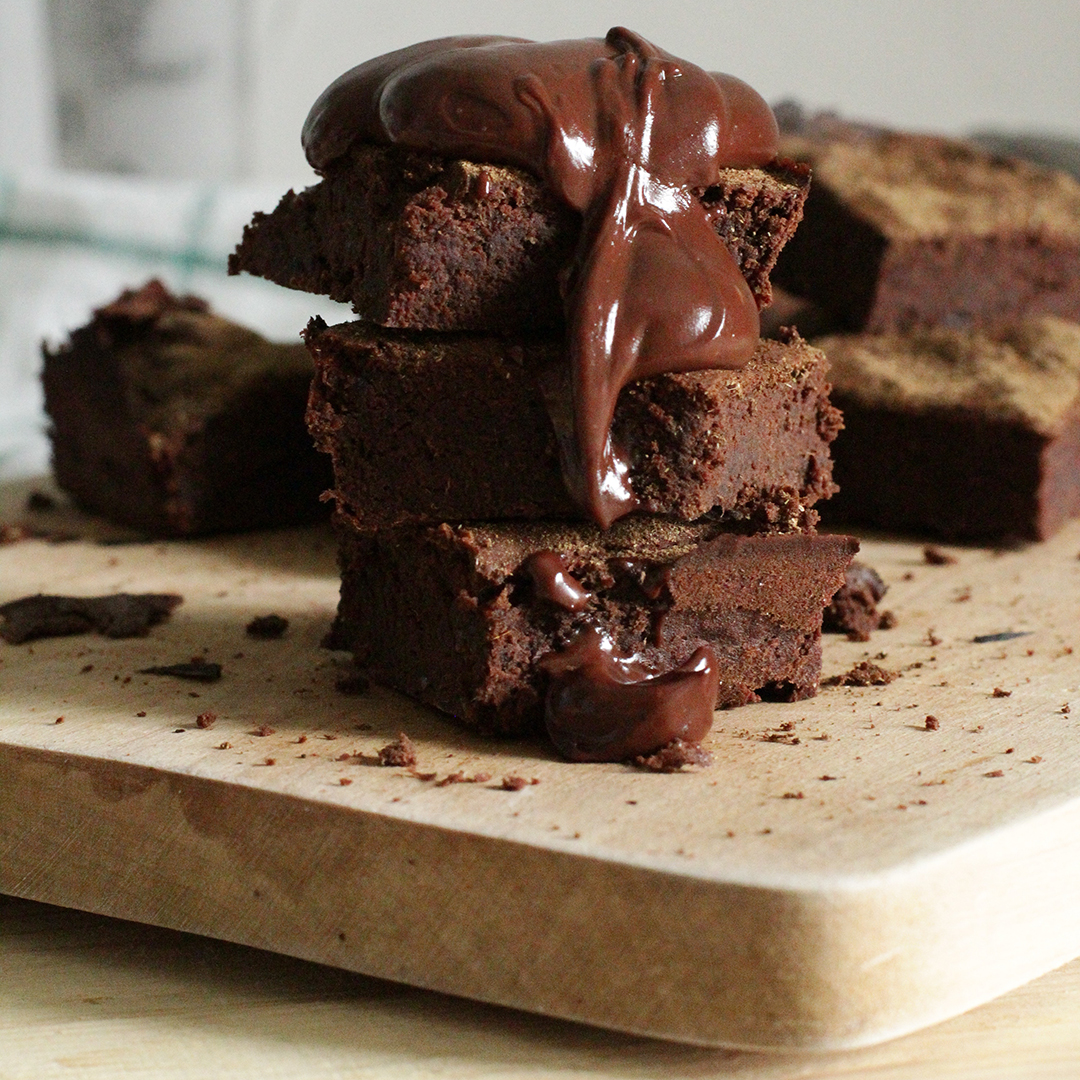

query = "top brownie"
[
  {"left": 772, "top": 126, "right": 1080, "bottom": 333},
  {"left": 230, "top": 143, "right": 809, "bottom": 334}
]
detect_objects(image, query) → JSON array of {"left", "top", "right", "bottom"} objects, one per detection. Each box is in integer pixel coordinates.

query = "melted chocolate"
[
  {"left": 303, "top": 29, "right": 778, "bottom": 526},
  {"left": 521, "top": 550, "right": 591, "bottom": 611},
  {"left": 541, "top": 626, "right": 719, "bottom": 761}
]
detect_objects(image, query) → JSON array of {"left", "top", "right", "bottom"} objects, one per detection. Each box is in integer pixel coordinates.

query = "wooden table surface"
[{"left": 2, "top": 891, "right": 1079, "bottom": 1080}]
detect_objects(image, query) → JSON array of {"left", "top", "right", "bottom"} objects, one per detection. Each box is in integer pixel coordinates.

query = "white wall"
[{"left": 246, "top": 0, "right": 1080, "bottom": 186}]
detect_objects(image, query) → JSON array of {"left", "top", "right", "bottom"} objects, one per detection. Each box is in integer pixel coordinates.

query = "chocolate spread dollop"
[
  {"left": 541, "top": 627, "right": 719, "bottom": 762},
  {"left": 516, "top": 550, "right": 717, "bottom": 760},
  {"left": 303, "top": 29, "right": 778, "bottom": 526}
]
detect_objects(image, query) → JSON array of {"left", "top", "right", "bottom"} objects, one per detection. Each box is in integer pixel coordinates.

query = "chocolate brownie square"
[
  {"left": 42, "top": 280, "right": 331, "bottom": 536},
  {"left": 305, "top": 322, "right": 841, "bottom": 528},
  {"left": 818, "top": 316, "right": 1080, "bottom": 540},
  {"left": 329, "top": 512, "right": 858, "bottom": 737},
  {"left": 772, "top": 128, "right": 1080, "bottom": 333},
  {"left": 230, "top": 144, "right": 809, "bottom": 334}
]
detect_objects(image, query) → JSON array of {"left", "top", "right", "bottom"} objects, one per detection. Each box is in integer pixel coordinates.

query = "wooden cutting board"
[{"left": 2, "top": 475, "right": 1080, "bottom": 1052}]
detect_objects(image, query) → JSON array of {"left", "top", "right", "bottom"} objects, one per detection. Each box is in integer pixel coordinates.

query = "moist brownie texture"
[
  {"left": 329, "top": 513, "right": 858, "bottom": 735},
  {"left": 772, "top": 129, "right": 1080, "bottom": 333},
  {"left": 43, "top": 280, "right": 332, "bottom": 536},
  {"left": 306, "top": 322, "right": 841, "bottom": 528},
  {"left": 818, "top": 316, "right": 1080, "bottom": 540},
  {"left": 230, "top": 144, "right": 809, "bottom": 333}
]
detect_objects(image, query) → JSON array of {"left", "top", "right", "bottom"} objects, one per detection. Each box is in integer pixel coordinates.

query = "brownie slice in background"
[
  {"left": 43, "top": 280, "right": 331, "bottom": 537},
  {"left": 329, "top": 513, "right": 858, "bottom": 735},
  {"left": 305, "top": 321, "right": 841, "bottom": 529},
  {"left": 230, "top": 144, "right": 809, "bottom": 334},
  {"left": 772, "top": 128, "right": 1080, "bottom": 334},
  {"left": 818, "top": 316, "right": 1080, "bottom": 540}
]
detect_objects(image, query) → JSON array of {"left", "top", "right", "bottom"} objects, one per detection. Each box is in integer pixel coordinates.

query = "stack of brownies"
[
  {"left": 771, "top": 111, "right": 1080, "bottom": 541},
  {"left": 232, "top": 32, "right": 858, "bottom": 761}
]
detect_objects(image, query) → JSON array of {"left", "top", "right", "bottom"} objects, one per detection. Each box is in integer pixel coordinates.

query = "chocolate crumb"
[
  {"left": 407, "top": 767, "right": 437, "bottom": 781},
  {"left": 135, "top": 710, "right": 147, "bottom": 717},
  {"left": 216, "top": 741, "right": 232, "bottom": 750},
  {"left": 138, "top": 658, "right": 221, "bottom": 682},
  {"left": 251, "top": 724, "right": 275, "bottom": 737},
  {"left": 297, "top": 735, "right": 307, "bottom": 744},
  {"left": 378, "top": 733, "right": 417, "bottom": 767},
  {"left": 1005, "top": 747, "right": 1015, "bottom": 754},
  {"left": 632, "top": 739, "right": 712, "bottom": 772},
  {"left": 823, "top": 561, "right": 888, "bottom": 641},
  {"left": 435, "top": 771, "right": 466, "bottom": 787},
  {"left": 992, "top": 687, "right": 1012, "bottom": 698},
  {"left": 26, "top": 491, "right": 57, "bottom": 511},
  {"left": 1061, "top": 704, "right": 1071, "bottom": 714},
  {"left": 1028, "top": 756, "right": 1043, "bottom": 764},
  {"left": 80, "top": 664, "right": 94, "bottom": 673},
  {"left": 246, "top": 613, "right": 289, "bottom": 639},
  {"left": 264, "top": 757, "right": 276, "bottom": 766},
  {"left": 824, "top": 661, "right": 898, "bottom": 687},
  {"left": 985, "top": 770, "right": 1005, "bottom": 778},
  {"left": 782, "top": 791, "right": 805, "bottom": 799},
  {"left": 924, "top": 715, "right": 940, "bottom": 730},
  {"left": 54, "top": 716, "right": 64, "bottom": 724},
  {"left": 339, "top": 777, "right": 353, "bottom": 786},
  {"left": 196, "top": 711, "right": 217, "bottom": 729},
  {"left": 923, "top": 545, "right": 957, "bottom": 565},
  {"left": 878, "top": 610, "right": 897, "bottom": 629},
  {"left": 819, "top": 775, "right": 837, "bottom": 781},
  {"left": 0, "top": 592, "right": 182, "bottom": 644},
  {"left": 500, "top": 776, "right": 529, "bottom": 791},
  {"left": 925, "top": 629, "right": 942, "bottom": 646}
]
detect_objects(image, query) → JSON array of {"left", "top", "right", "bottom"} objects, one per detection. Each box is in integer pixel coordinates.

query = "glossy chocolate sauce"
[
  {"left": 541, "top": 627, "right": 719, "bottom": 762},
  {"left": 303, "top": 29, "right": 778, "bottom": 526},
  {"left": 520, "top": 549, "right": 717, "bottom": 760}
]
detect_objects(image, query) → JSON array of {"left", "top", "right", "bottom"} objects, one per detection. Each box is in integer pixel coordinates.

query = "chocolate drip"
[
  {"left": 540, "top": 627, "right": 719, "bottom": 761},
  {"left": 303, "top": 29, "right": 778, "bottom": 526},
  {"left": 521, "top": 550, "right": 591, "bottom": 611}
]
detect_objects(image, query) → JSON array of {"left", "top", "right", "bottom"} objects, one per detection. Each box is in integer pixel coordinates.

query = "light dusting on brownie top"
[
  {"left": 819, "top": 316, "right": 1080, "bottom": 433},
  {"left": 781, "top": 131, "right": 1080, "bottom": 241},
  {"left": 302, "top": 29, "right": 779, "bottom": 527}
]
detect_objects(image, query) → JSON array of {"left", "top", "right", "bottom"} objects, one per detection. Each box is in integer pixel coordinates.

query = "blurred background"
[{"left": 1, "top": 0, "right": 1079, "bottom": 474}]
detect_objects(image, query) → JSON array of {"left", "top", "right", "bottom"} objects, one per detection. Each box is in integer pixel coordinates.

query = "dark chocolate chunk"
[
  {"left": 0, "top": 592, "right": 182, "bottom": 644},
  {"left": 138, "top": 659, "right": 222, "bottom": 682}
]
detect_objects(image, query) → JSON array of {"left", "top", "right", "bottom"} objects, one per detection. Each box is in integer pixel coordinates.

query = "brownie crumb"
[
  {"left": 878, "top": 610, "right": 898, "bottom": 629},
  {"left": 782, "top": 791, "right": 805, "bottom": 799},
  {"left": 823, "top": 561, "right": 889, "bottom": 641},
  {"left": 406, "top": 767, "right": 437, "bottom": 781},
  {"left": 500, "top": 775, "right": 540, "bottom": 791},
  {"left": 135, "top": 710, "right": 147, "bottom": 717},
  {"left": 824, "top": 661, "right": 898, "bottom": 687},
  {"left": 632, "top": 739, "right": 713, "bottom": 772},
  {"left": 378, "top": 733, "right": 417, "bottom": 767},
  {"left": 992, "top": 687, "right": 1012, "bottom": 698},
  {"left": 0, "top": 592, "right": 182, "bottom": 644},
  {"left": 54, "top": 716, "right": 65, "bottom": 724},
  {"left": 819, "top": 774, "right": 837, "bottom": 780},
  {"left": 923, "top": 545, "right": 957, "bottom": 565},
  {"left": 335, "top": 669, "right": 370, "bottom": 695},
  {"left": 216, "top": 741, "right": 232, "bottom": 750},
  {"left": 1028, "top": 756, "right": 1044, "bottom": 764},
  {"left": 924, "top": 715, "right": 941, "bottom": 730},
  {"left": 985, "top": 770, "right": 1005, "bottom": 778},
  {"left": 26, "top": 491, "right": 57, "bottom": 512},
  {"left": 251, "top": 724, "right": 275, "bottom": 737},
  {"left": 246, "top": 613, "right": 289, "bottom": 639},
  {"left": 339, "top": 777, "right": 353, "bottom": 786},
  {"left": 138, "top": 658, "right": 221, "bottom": 682},
  {"left": 196, "top": 711, "right": 217, "bottom": 729}
]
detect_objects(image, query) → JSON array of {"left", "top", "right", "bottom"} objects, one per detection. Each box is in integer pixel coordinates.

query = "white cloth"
[{"left": 0, "top": 168, "right": 349, "bottom": 478}]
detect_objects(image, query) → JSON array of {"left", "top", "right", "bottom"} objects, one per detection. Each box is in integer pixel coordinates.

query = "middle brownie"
[{"left": 306, "top": 322, "right": 841, "bottom": 528}]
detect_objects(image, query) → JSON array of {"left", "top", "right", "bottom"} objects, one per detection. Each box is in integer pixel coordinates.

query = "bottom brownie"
[{"left": 330, "top": 514, "right": 858, "bottom": 746}]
